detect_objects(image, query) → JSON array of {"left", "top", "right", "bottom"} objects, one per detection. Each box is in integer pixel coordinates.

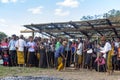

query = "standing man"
[
  {"left": 55, "top": 41, "right": 67, "bottom": 71},
  {"left": 99, "top": 36, "right": 112, "bottom": 74},
  {"left": 8, "top": 34, "right": 17, "bottom": 66},
  {"left": 15, "top": 35, "right": 26, "bottom": 66},
  {"left": 76, "top": 39, "right": 83, "bottom": 69}
]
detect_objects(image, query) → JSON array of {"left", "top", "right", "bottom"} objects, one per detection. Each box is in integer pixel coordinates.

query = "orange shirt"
[{"left": 118, "top": 48, "right": 120, "bottom": 58}]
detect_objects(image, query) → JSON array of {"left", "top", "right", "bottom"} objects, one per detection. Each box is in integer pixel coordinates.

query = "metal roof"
[{"left": 21, "top": 18, "right": 120, "bottom": 38}]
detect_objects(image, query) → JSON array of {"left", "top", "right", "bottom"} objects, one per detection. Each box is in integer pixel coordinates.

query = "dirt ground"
[{"left": 0, "top": 66, "right": 120, "bottom": 80}]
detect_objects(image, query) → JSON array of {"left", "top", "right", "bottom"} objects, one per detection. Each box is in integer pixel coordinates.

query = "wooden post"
[{"left": 32, "top": 32, "right": 34, "bottom": 38}]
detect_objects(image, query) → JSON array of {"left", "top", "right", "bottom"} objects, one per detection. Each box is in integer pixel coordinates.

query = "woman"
[
  {"left": 1, "top": 38, "right": 9, "bottom": 54},
  {"left": 39, "top": 41, "right": 47, "bottom": 68},
  {"left": 70, "top": 40, "right": 77, "bottom": 65},
  {"left": 27, "top": 36, "right": 37, "bottom": 67}
]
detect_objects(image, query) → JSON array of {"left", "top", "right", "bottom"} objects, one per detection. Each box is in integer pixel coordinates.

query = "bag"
[{"left": 87, "top": 49, "right": 93, "bottom": 54}]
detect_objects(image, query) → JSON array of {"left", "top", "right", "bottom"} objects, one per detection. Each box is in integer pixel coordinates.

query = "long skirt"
[
  {"left": 17, "top": 51, "right": 25, "bottom": 65},
  {"left": 85, "top": 54, "right": 92, "bottom": 66},
  {"left": 75, "top": 54, "right": 82, "bottom": 65},
  {"left": 28, "top": 52, "right": 36, "bottom": 65},
  {"left": 107, "top": 50, "right": 113, "bottom": 71},
  {"left": 39, "top": 51, "right": 47, "bottom": 68}
]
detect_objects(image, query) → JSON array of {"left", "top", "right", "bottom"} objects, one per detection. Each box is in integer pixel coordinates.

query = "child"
[
  {"left": 95, "top": 53, "right": 106, "bottom": 72},
  {"left": 0, "top": 55, "right": 3, "bottom": 65},
  {"left": 3, "top": 51, "right": 9, "bottom": 66}
]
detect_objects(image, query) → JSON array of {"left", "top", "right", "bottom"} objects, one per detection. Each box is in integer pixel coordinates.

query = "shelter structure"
[{"left": 21, "top": 18, "right": 120, "bottom": 39}]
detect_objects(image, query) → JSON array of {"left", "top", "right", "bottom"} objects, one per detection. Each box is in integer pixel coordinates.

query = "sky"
[{"left": 0, "top": 0, "right": 120, "bottom": 37}]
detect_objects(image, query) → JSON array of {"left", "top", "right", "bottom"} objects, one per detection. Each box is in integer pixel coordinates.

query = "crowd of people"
[{"left": 0, "top": 34, "right": 120, "bottom": 75}]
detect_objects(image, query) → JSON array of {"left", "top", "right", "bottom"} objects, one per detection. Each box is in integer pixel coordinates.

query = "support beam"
[
  {"left": 32, "top": 32, "right": 34, "bottom": 38},
  {"left": 69, "top": 21, "right": 89, "bottom": 37},
  {"left": 106, "top": 19, "right": 118, "bottom": 37},
  {"left": 69, "top": 21, "right": 79, "bottom": 29},
  {"left": 24, "top": 26, "right": 49, "bottom": 37},
  {"left": 45, "top": 32, "right": 56, "bottom": 38},
  {"left": 86, "top": 21, "right": 103, "bottom": 36}
]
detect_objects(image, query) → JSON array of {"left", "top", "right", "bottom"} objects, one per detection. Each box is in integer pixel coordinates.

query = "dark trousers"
[
  {"left": 9, "top": 50, "right": 17, "bottom": 66},
  {"left": 112, "top": 55, "right": 117, "bottom": 70},
  {"left": 48, "top": 51, "right": 54, "bottom": 67},
  {"left": 39, "top": 52, "right": 47, "bottom": 68},
  {"left": 55, "top": 57, "right": 58, "bottom": 69},
  {"left": 65, "top": 51, "right": 71, "bottom": 67}
]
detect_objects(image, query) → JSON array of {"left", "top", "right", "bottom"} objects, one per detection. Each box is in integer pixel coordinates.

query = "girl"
[
  {"left": 3, "top": 51, "right": 9, "bottom": 66},
  {"left": 95, "top": 53, "right": 106, "bottom": 72}
]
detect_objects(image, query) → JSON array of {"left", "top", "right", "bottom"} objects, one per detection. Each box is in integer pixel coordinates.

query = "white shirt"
[
  {"left": 100, "top": 42, "right": 111, "bottom": 58},
  {"left": 76, "top": 42, "right": 83, "bottom": 55},
  {"left": 27, "top": 41, "right": 36, "bottom": 52},
  {"left": 114, "top": 42, "right": 120, "bottom": 48},
  {"left": 15, "top": 39, "right": 26, "bottom": 51},
  {"left": 0, "top": 59, "right": 3, "bottom": 65}
]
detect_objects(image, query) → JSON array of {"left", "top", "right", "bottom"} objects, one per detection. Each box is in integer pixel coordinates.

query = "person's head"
[
  {"left": 29, "top": 36, "right": 33, "bottom": 42},
  {"left": 3, "top": 38, "right": 8, "bottom": 43},
  {"left": 58, "top": 38, "right": 62, "bottom": 43},
  {"left": 62, "top": 41, "right": 67, "bottom": 47},
  {"left": 101, "top": 36, "right": 106, "bottom": 44},
  {"left": 72, "top": 40, "right": 75, "bottom": 44},
  {"left": 20, "top": 35, "right": 24, "bottom": 39},
  {"left": 12, "top": 34, "right": 16, "bottom": 40},
  {"left": 115, "top": 38, "right": 120, "bottom": 42},
  {"left": 64, "top": 38, "right": 68, "bottom": 42}
]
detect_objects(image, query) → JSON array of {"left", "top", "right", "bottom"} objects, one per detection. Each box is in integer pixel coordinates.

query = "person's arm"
[
  {"left": 95, "top": 57, "right": 99, "bottom": 62},
  {"left": 15, "top": 40, "right": 18, "bottom": 48},
  {"left": 8, "top": 41, "right": 11, "bottom": 48},
  {"left": 24, "top": 41, "right": 27, "bottom": 47}
]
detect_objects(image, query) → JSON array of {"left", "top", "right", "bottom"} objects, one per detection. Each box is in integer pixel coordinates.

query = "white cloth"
[
  {"left": 100, "top": 42, "right": 111, "bottom": 54},
  {"left": 87, "top": 49, "right": 93, "bottom": 54},
  {"left": 27, "top": 41, "right": 36, "bottom": 52},
  {"left": 0, "top": 59, "right": 3, "bottom": 65},
  {"left": 100, "top": 42, "right": 111, "bottom": 58},
  {"left": 15, "top": 39, "right": 26, "bottom": 51},
  {"left": 114, "top": 42, "right": 120, "bottom": 48},
  {"left": 76, "top": 42, "right": 83, "bottom": 55}
]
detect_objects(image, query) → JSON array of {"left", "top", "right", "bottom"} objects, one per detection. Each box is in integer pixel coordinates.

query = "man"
[
  {"left": 75, "top": 39, "right": 83, "bottom": 69},
  {"left": 65, "top": 38, "right": 71, "bottom": 67},
  {"left": 55, "top": 41, "right": 67, "bottom": 71},
  {"left": 8, "top": 34, "right": 17, "bottom": 66},
  {"left": 15, "top": 35, "right": 26, "bottom": 66},
  {"left": 99, "top": 36, "right": 112, "bottom": 74}
]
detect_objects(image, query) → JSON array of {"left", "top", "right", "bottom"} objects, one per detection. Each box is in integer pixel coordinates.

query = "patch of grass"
[{"left": 0, "top": 66, "right": 54, "bottom": 77}]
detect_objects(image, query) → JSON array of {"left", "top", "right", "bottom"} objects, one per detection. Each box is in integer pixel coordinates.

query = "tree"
[
  {"left": 80, "top": 9, "right": 120, "bottom": 20},
  {"left": 0, "top": 32, "right": 7, "bottom": 41}
]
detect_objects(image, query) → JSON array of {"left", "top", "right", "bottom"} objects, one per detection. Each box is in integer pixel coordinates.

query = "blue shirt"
[
  {"left": 8, "top": 39, "right": 16, "bottom": 50},
  {"left": 55, "top": 45, "right": 65, "bottom": 58},
  {"left": 65, "top": 41, "right": 71, "bottom": 51}
]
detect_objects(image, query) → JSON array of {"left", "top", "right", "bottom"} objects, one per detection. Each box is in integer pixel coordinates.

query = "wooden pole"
[{"left": 32, "top": 32, "right": 34, "bottom": 38}]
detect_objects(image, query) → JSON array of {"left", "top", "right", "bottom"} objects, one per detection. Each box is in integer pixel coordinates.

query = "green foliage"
[
  {"left": 81, "top": 9, "right": 120, "bottom": 20},
  {"left": 0, "top": 32, "right": 7, "bottom": 41}
]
